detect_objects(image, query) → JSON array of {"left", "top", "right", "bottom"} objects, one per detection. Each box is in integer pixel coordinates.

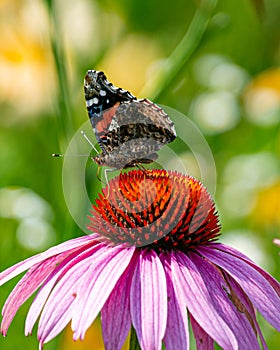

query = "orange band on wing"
[{"left": 95, "top": 102, "right": 120, "bottom": 135}]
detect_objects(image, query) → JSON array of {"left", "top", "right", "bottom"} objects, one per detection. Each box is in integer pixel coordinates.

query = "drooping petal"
[
  {"left": 212, "top": 243, "right": 280, "bottom": 296},
  {"left": 160, "top": 253, "right": 189, "bottom": 350},
  {"left": 1, "top": 254, "right": 64, "bottom": 335},
  {"left": 37, "top": 245, "right": 105, "bottom": 345},
  {"left": 130, "top": 249, "right": 167, "bottom": 350},
  {"left": 0, "top": 235, "right": 97, "bottom": 286},
  {"left": 25, "top": 243, "right": 102, "bottom": 336},
  {"left": 190, "top": 252, "right": 261, "bottom": 349},
  {"left": 224, "top": 272, "right": 268, "bottom": 350},
  {"left": 198, "top": 244, "right": 280, "bottom": 332},
  {"left": 38, "top": 259, "right": 89, "bottom": 344},
  {"left": 171, "top": 251, "right": 238, "bottom": 349},
  {"left": 72, "top": 245, "right": 135, "bottom": 340},
  {"left": 101, "top": 254, "right": 137, "bottom": 350},
  {"left": 190, "top": 313, "right": 214, "bottom": 350}
]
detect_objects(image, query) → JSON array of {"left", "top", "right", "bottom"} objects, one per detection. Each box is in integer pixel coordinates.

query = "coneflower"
[{"left": 1, "top": 170, "right": 279, "bottom": 349}]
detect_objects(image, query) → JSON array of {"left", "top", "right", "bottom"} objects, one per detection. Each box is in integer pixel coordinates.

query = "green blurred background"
[{"left": 0, "top": 0, "right": 279, "bottom": 349}]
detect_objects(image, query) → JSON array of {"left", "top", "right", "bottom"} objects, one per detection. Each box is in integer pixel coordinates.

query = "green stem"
[
  {"left": 44, "top": 0, "right": 75, "bottom": 241},
  {"left": 45, "top": 0, "right": 74, "bottom": 152},
  {"left": 140, "top": 0, "right": 218, "bottom": 101},
  {"left": 129, "top": 327, "right": 142, "bottom": 350}
]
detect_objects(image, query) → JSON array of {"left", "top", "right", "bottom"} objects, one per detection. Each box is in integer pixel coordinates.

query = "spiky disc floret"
[{"left": 89, "top": 170, "right": 220, "bottom": 252}]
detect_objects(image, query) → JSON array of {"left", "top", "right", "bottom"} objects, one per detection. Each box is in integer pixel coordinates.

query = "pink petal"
[
  {"left": 1, "top": 254, "right": 64, "bottom": 335},
  {"left": 211, "top": 243, "right": 280, "bottom": 295},
  {"left": 72, "top": 245, "right": 135, "bottom": 340},
  {"left": 130, "top": 249, "right": 167, "bottom": 350},
  {"left": 38, "top": 247, "right": 100, "bottom": 344},
  {"left": 190, "top": 314, "right": 214, "bottom": 350},
  {"left": 160, "top": 253, "right": 189, "bottom": 350},
  {"left": 25, "top": 243, "right": 102, "bottom": 336},
  {"left": 0, "top": 235, "right": 96, "bottom": 286},
  {"left": 171, "top": 251, "right": 238, "bottom": 349},
  {"left": 101, "top": 255, "right": 137, "bottom": 350},
  {"left": 225, "top": 272, "right": 268, "bottom": 350},
  {"left": 190, "top": 252, "right": 260, "bottom": 349},
  {"left": 198, "top": 244, "right": 280, "bottom": 331}
]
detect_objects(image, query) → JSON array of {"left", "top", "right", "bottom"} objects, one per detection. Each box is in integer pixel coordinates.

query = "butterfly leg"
[
  {"left": 135, "top": 163, "right": 152, "bottom": 178},
  {"left": 92, "top": 161, "right": 109, "bottom": 186},
  {"left": 136, "top": 163, "right": 147, "bottom": 171},
  {"left": 104, "top": 168, "right": 118, "bottom": 186}
]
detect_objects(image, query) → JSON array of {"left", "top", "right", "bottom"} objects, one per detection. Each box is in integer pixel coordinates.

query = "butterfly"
[{"left": 84, "top": 70, "right": 176, "bottom": 169}]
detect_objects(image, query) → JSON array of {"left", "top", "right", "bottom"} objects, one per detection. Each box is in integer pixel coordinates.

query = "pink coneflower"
[{"left": 1, "top": 170, "right": 279, "bottom": 349}]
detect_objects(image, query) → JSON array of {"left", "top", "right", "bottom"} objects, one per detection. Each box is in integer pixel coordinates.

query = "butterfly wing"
[
  {"left": 111, "top": 99, "right": 177, "bottom": 145},
  {"left": 84, "top": 70, "right": 177, "bottom": 169},
  {"left": 84, "top": 70, "right": 136, "bottom": 152}
]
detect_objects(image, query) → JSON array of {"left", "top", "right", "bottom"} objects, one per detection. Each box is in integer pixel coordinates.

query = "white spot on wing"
[
  {"left": 86, "top": 99, "right": 94, "bottom": 107},
  {"left": 108, "top": 118, "right": 119, "bottom": 132}
]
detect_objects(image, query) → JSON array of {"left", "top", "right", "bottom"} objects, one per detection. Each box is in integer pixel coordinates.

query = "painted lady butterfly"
[{"left": 84, "top": 70, "right": 176, "bottom": 169}]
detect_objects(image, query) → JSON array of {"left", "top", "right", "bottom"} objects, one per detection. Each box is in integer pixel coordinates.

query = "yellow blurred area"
[
  {"left": 243, "top": 68, "right": 280, "bottom": 126},
  {"left": 251, "top": 181, "right": 280, "bottom": 228},
  {"left": 99, "top": 34, "right": 163, "bottom": 97},
  {"left": 246, "top": 68, "right": 280, "bottom": 93},
  {"left": 60, "top": 318, "right": 129, "bottom": 350},
  {"left": 0, "top": 0, "right": 55, "bottom": 119}
]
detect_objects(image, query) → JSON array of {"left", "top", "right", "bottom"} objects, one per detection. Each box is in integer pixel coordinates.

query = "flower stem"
[
  {"left": 140, "top": 0, "right": 218, "bottom": 101},
  {"left": 129, "top": 327, "right": 141, "bottom": 350}
]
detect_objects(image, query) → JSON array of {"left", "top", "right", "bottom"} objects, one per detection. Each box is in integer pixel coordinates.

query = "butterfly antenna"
[
  {"left": 52, "top": 153, "right": 89, "bottom": 157},
  {"left": 81, "top": 130, "right": 99, "bottom": 154}
]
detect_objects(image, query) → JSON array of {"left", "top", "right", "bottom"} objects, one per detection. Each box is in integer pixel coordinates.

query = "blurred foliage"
[{"left": 0, "top": 0, "right": 280, "bottom": 349}]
